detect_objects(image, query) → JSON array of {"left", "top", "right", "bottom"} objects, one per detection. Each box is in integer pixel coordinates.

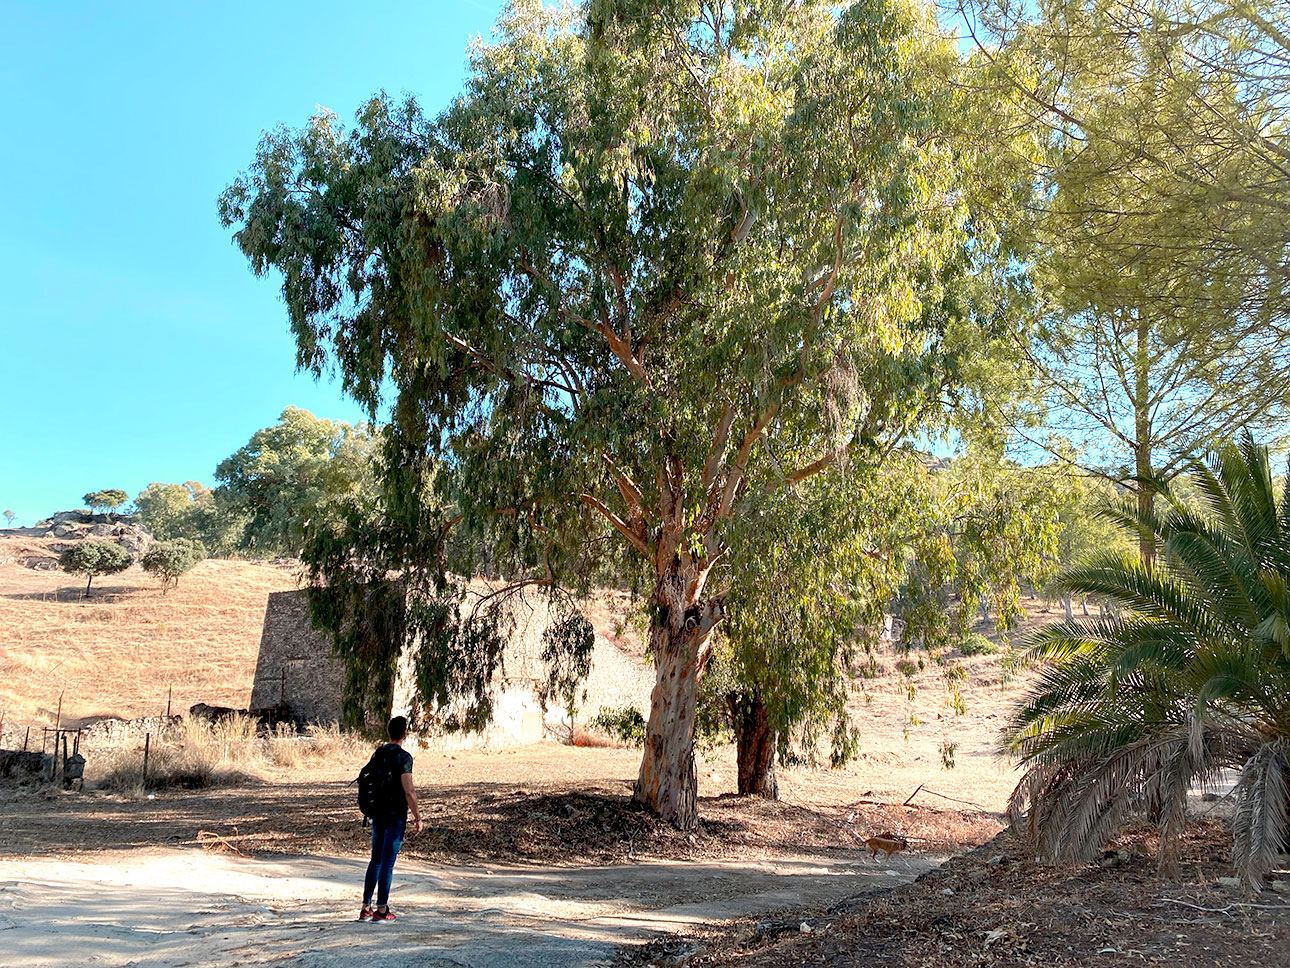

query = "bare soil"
[
  {"left": 0, "top": 744, "right": 1000, "bottom": 866},
  {"left": 622, "top": 822, "right": 1290, "bottom": 968}
]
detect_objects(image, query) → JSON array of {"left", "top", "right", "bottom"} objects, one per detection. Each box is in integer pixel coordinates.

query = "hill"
[{"left": 0, "top": 547, "right": 299, "bottom": 725}]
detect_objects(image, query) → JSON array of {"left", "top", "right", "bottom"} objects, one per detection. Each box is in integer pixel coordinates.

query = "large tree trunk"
[
  {"left": 633, "top": 562, "right": 715, "bottom": 831},
  {"left": 731, "top": 691, "right": 778, "bottom": 799}
]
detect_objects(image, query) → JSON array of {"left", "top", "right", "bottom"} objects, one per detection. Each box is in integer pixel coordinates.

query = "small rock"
[
  {"left": 1218, "top": 876, "right": 1242, "bottom": 889},
  {"left": 941, "top": 887, "right": 955, "bottom": 896},
  {"left": 987, "top": 854, "right": 1005, "bottom": 865},
  {"left": 799, "top": 921, "right": 812, "bottom": 934}
]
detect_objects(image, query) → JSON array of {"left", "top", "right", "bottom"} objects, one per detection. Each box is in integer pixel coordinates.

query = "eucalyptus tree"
[
  {"left": 704, "top": 454, "right": 941, "bottom": 798},
  {"left": 954, "top": 0, "right": 1290, "bottom": 560},
  {"left": 221, "top": 0, "right": 1007, "bottom": 827}
]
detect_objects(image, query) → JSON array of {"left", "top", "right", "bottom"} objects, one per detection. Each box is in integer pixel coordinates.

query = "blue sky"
[{"left": 0, "top": 0, "right": 506, "bottom": 525}]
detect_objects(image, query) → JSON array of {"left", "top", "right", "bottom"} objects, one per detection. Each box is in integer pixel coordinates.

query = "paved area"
[{"left": 0, "top": 847, "right": 934, "bottom": 967}]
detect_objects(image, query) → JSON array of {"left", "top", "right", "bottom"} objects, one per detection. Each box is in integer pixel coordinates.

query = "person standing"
[{"left": 359, "top": 716, "right": 422, "bottom": 922}]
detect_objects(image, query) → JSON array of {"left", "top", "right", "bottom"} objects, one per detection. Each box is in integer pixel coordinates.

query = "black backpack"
[{"left": 356, "top": 745, "right": 402, "bottom": 820}]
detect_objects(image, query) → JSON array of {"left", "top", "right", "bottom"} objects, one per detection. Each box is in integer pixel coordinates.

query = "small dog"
[{"left": 864, "top": 831, "right": 909, "bottom": 860}]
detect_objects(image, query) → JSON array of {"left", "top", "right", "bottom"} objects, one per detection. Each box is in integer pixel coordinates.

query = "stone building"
[{"left": 250, "top": 586, "right": 653, "bottom": 748}]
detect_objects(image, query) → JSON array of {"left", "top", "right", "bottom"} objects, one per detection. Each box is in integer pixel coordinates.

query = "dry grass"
[
  {"left": 0, "top": 551, "right": 299, "bottom": 724},
  {"left": 90, "top": 716, "right": 370, "bottom": 794}
]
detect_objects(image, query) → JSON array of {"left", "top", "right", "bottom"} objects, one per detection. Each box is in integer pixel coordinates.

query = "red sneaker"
[
  {"left": 358, "top": 907, "right": 373, "bottom": 922},
  {"left": 371, "top": 909, "right": 396, "bottom": 922}
]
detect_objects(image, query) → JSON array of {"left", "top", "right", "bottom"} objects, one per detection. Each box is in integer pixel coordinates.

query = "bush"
[
  {"left": 957, "top": 632, "right": 999, "bottom": 656},
  {"left": 141, "top": 538, "right": 206, "bottom": 590},
  {"left": 59, "top": 540, "right": 133, "bottom": 596},
  {"left": 591, "top": 705, "right": 647, "bottom": 745}
]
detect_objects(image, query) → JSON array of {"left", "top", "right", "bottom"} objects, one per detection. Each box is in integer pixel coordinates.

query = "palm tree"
[{"left": 1006, "top": 434, "right": 1290, "bottom": 887}]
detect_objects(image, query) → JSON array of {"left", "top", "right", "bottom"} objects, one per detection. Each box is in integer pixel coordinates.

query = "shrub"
[
  {"left": 59, "top": 540, "right": 133, "bottom": 596},
  {"left": 1007, "top": 436, "right": 1290, "bottom": 887},
  {"left": 591, "top": 705, "right": 647, "bottom": 745},
  {"left": 956, "top": 632, "right": 999, "bottom": 656},
  {"left": 141, "top": 538, "right": 206, "bottom": 590}
]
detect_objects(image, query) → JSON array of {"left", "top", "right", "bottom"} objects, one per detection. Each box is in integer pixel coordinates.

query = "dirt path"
[{"left": 0, "top": 847, "right": 933, "bottom": 968}]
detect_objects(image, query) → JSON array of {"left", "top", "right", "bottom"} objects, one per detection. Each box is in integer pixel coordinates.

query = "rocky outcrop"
[{"left": 4, "top": 511, "right": 154, "bottom": 567}]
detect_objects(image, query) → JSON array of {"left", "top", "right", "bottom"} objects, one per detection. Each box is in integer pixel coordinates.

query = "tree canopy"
[
  {"left": 83, "top": 489, "right": 129, "bottom": 514},
  {"left": 958, "top": 0, "right": 1290, "bottom": 558},
  {"left": 60, "top": 540, "right": 133, "bottom": 597},
  {"left": 212, "top": 406, "right": 377, "bottom": 557},
  {"left": 221, "top": 0, "right": 1015, "bottom": 826},
  {"left": 141, "top": 538, "right": 207, "bottom": 591}
]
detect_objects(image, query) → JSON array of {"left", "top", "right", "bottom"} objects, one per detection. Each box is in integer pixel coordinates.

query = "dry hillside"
[{"left": 0, "top": 547, "right": 300, "bottom": 725}]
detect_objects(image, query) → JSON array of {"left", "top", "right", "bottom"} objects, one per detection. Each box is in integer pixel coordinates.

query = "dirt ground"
[
  {"left": 623, "top": 822, "right": 1290, "bottom": 968},
  {"left": 0, "top": 745, "right": 997, "bottom": 968},
  {"left": 0, "top": 744, "right": 1001, "bottom": 865}
]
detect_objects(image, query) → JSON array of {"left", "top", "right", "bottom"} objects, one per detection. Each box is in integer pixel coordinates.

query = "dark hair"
[{"left": 387, "top": 716, "right": 408, "bottom": 741}]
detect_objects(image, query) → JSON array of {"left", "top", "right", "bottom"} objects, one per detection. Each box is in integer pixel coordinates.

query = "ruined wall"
[
  {"left": 249, "top": 590, "right": 345, "bottom": 723},
  {"left": 251, "top": 585, "right": 654, "bottom": 745}
]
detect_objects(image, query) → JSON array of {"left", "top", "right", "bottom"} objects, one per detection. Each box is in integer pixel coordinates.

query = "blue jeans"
[{"left": 362, "top": 816, "right": 406, "bottom": 908}]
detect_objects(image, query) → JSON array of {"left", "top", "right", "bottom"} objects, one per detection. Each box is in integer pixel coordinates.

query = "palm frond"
[{"left": 1232, "top": 740, "right": 1290, "bottom": 889}]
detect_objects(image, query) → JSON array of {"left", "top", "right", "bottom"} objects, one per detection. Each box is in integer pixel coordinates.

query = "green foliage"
[
  {"left": 1006, "top": 435, "right": 1290, "bottom": 886},
  {"left": 140, "top": 538, "right": 206, "bottom": 590},
  {"left": 956, "top": 632, "right": 997, "bottom": 656},
  {"left": 83, "top": 489, "right": 128, "bottom": 514},
  {"left": 538, "top": 608, "right": 595, "bottom": 729},
  {"left": 591, "top": 705, "right": 647, "bottom": 746},
  {"left": 221, "top": 0, "right": 1023, "bottom": 823},
  {"left": 965, "top": 0, "right": 1290, "bottom": 534},
  {"left": 708, "top": 454, "right": 944, "bottom": 768},
  {"left": 133, "top": 480, "right": 237, "bottom": 551},
  {"left": 2, "top": 510, "right": 14, "bottom": 527},
  {"left": 59, "top": 540, "right": 133, "bottom": 595},
  {"left": 213, "top": 406, "right": 377, "bottom": 558},
  {"left": 899, "top": 448, "right": 1064, "bottom": 647}
]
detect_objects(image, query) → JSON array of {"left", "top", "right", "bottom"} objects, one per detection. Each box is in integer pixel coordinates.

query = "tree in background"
[
  {"left": 213, "top": 407, "right": 376, "bottom": 558},
  {"left": 134, "top": 481, "right": 240, "bottom": 554},
  {"left": 2, "top": 510, "right": 14, "bottom": 528},
  {"left": 700, "top": 456, "right": 941, "bottom": 798},
  {"left": 221, "top": 0, "right": 1014, "bottom": 827},
  {"left": 899, "top": 448, "right": 1064, "bottom": 647},
  {"left": 140, "top": 538, "right": 207, "bottom": 592},
  {"left": 59, "top": 540, "right": 133, "bottom": 597},
  {"left": 83, "top": 489, "right": 129, "bottom": 515},
  {"left": 957, "top": 0, "right": 1290, "bottom": 561}
]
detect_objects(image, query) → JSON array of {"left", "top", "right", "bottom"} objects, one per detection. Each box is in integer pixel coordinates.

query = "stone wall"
[
  {"left": 252, "top": 586, "right": 654, "bottom": 747},
  {"left": 249, "top": 591, "right": 346, "bottom": 723}
]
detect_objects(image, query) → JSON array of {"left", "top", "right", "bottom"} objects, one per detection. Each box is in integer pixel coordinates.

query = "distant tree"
[
  {"left": 83, "top": 489, "right": 129, "bottom": 515},
  {"left": 133, "top": 481, "right": 237, "bottom": 551},
  {"left": 140, "top": 539, "right": 206, "bottom": 592},
  {"left": 2, "top": 509, "right": 14, "bottom": 528},
  {"left": 213, "top": 407, "right": 377, "bottom": 557},
  {"left": 59, "top": 540, "right": 133, "bottom": 597}
]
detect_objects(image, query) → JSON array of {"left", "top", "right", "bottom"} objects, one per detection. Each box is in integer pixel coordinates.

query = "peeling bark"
[{"left": 633, "top": 560, "right": 716, "bottom": 830}]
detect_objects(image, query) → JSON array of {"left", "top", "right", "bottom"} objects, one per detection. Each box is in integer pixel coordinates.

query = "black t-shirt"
[{"left": 377, "top": 743, "right": 414, "bottom": 821}]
